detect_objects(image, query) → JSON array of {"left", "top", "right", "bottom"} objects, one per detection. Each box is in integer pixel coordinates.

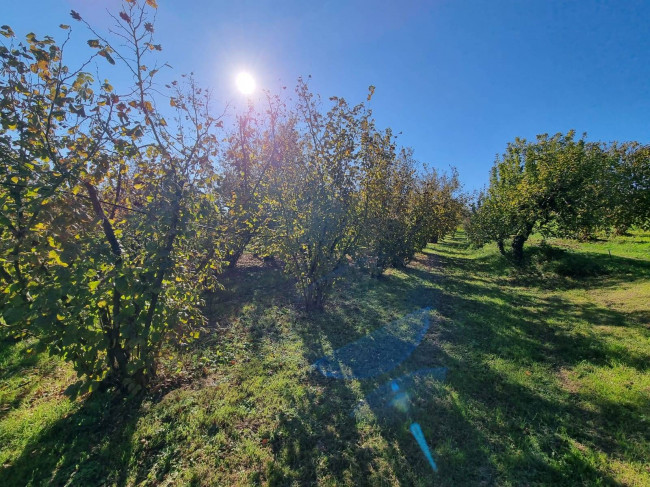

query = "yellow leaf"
[
  {"left": 1, "top": 25, "right": 15, "bottom": 38},
  {"left": 48, "top": 249, "right": 68, "bottom": 267},
  {"left": 56, "top": 314, "right": 65, "bottom": 321}
]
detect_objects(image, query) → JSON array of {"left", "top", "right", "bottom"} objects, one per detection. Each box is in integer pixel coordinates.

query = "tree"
[
  {"left": 219, "top": 95, "right": 287, "bottom": 268},
  {"left": 0, "top": 1, "right": 222, "bottom": 393},
  {"left": 416, "top": 167, "right": 465, "bottom": 245},
  {"left": 356, "top": 128, "right": 416, "bottom": 276},
  {"left": 607, "top": 142, "right": 650, "bottom": 233},
  {"left": 356, "top": 132, "right": 465, "bottom": 277},
  {"left": 465, "top": 189, "right": 510, "bottom": 255},
  {"left": 266, "top": 81, "right": 368, "bottom": 310},
  {"left": 469, "top": 131, "right": 608, "bottom": 263}
]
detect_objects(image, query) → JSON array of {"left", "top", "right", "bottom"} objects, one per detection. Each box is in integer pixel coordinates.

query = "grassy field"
[{"left": 1, "top": 231, "right": 649, "bottom": 486}]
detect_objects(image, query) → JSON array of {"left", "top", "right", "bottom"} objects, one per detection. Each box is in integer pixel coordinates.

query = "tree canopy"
[
  {"left": 467, "top": 131, "right": 649, "bottom": 263},
  {"left": 0, "top": 1, "right": 466, "bottom": 392}
]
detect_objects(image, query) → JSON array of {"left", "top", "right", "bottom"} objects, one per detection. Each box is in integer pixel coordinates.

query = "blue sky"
[{"left": 4, "top": 0, "right": 650, "bottom": 191}]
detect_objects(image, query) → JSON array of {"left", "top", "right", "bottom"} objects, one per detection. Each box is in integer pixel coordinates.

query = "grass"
[{"left": 1, "top": 232, "right": 649, "bottom": 486}]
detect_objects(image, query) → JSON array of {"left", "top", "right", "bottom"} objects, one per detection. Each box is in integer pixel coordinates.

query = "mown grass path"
[
  {"left": 1, "top": 232, "right": 648, "bottom": 486},
  {"left": 418, "top": 232, "right": 650, "bottom": 486}
]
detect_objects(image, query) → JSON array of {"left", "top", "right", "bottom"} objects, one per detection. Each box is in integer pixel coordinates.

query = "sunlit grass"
[{"left": 1, "top": 232, "right": 648, "bottom": 485}]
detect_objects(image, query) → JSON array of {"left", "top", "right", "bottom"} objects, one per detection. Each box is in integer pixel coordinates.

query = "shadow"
[
  {"left": 1, "top": 391, "right": 143, "bottom": 487},
  {"left": 436, "top": 352, "right": 625, "bottom": 486},
  {"left": 409, "top": 254, "right": 650, "bottom": 372},
  {"left": 415, "top": 237, "right": 644, "bottom": 483},
  {"left": 0, "top": 337, "right": 51, "bottom": 421},
  {"left": 312, "top": 308, "right": 431, "bottom": 379},
  {"left": 272, "top": 232, "right": 641, "bottom": 485},
  {"left": 276, "top": 262, "right": 496, "bottom": 485},
  {"left": 182, "top": 238, "right": 645, "bottom": 485},
  {"left": 266, "top": 373, "right": 372, "bottom": 486},
  {"left": 203, "top": 257, "right": 295, "bottom": 325}
]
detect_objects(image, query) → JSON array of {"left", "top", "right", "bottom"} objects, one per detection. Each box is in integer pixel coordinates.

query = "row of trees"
[
  {"left": 0, "top": 1, "right": 464, "bottom": 393},
  {"left": 466, "top": 131, "right": 649, "bottom": 263}
]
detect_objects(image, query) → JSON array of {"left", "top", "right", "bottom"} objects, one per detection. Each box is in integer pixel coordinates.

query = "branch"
[{"left": 82, "top": 180, "right": 123, "bottom": 258}]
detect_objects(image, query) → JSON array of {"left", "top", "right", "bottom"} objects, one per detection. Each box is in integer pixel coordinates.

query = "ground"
[{"left": 1, "top": 231, "right": 649, "bottom": 486}]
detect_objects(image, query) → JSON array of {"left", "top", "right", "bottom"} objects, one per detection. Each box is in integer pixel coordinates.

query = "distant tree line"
[
  {"left": 0, "top": 1, "right": 464, "bottom": 393},
  {"left": 466, "top": 131, "right": 649, "bottom": 263}
]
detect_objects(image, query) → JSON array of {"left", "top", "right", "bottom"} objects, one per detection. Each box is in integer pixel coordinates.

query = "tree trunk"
[
  {"left": 304, "top": 281, "right": 325, "bottom": 311},
  {"left": 371, "top": 254, "right": 387, "bottom": 278},
  {"left": 225, "top": 230, "right": 252, "bottom": 269},
  {"left": 511, "top": 235, "right": 526, "bottom": 264},
  {"left": 139, "top": 185, "right": 183, "bottom": 387},
  {"left": 226, "top": 246, "right": 245, "bottom": 269},
  {"left": 497, "top": 239, "right": 506, "bottom": 255}
]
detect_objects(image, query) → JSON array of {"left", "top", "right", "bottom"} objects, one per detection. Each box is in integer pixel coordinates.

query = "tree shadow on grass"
[
  {"left": 276, "top": 267, "right": 496, "bottom": 485},
  {"left": 408, "top": 257, "right": 650, "bottom": 372},
  {"left": 439, "top": 352, "right": 626, "bottom": 486},
  {"left": 203, "top": 259, "right": 294, "bottom": 326},
  {"left": 195, "top": 240, "right": 644, "bottom": 485},
  {"left": 266, "top": 373, "right": 373, "bottom": 486},
  {"left": 0, "top": 337, "right": 54, "bottom": 421},
  {"left": 472, "top": 243, "right": 650, "bottom": 291},
  {"left": 415, "top": 241, "right": 645, "bottom": 484},
  {"left": 1, "top": 391, "right": 142, "bottom": 487},
  {"left": 278, "top": 236, "right": 640, "bottom": 485}
]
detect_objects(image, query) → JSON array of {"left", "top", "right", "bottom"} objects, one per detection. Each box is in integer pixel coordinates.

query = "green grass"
[{"left": 1, "top": 233, "right": 649, "bottom": 486}]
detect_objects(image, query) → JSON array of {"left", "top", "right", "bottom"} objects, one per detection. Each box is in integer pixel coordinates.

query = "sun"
[{"left": 235, "top": 72, "right": 256, "bottom": 95}]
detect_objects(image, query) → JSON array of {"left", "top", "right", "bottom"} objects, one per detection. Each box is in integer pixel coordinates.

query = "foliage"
[
  {"left": 261, "top": 82, "right": 465, "bottom": 305},
  {"left": 356, "top": 130, "right": 416, "bottom": 276},
  {"left": 356, "top": 137, "right": 465, "bottom": 278},
  {"left": 606, "top": 142, "right": 650, "bottom": 232},
  {"left": 412, "top": 167, "right": 465, "bottom": 248},
  {"left": 0, "top": 1, "right": 221, "bottom": 393},
  {"left": 219, "top": 96, "right": 288, "bottom": 268},
  {"left": 266, "top": 81, "right": 368, "bottom": 310},
  {"left": 468, "top": 131, "right": 615, "bottom": 263},
  {"left": 1, "top": 0, "right": 469, "bottom": 392}
]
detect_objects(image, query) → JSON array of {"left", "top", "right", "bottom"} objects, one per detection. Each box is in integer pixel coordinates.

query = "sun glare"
[{"left": 235, "top": 72, "right": 256, "bottom": 95}]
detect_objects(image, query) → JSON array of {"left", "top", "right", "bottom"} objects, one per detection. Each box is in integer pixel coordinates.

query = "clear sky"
[{"left": 4, "top": 0, "right": 650, "bottom": 191}]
